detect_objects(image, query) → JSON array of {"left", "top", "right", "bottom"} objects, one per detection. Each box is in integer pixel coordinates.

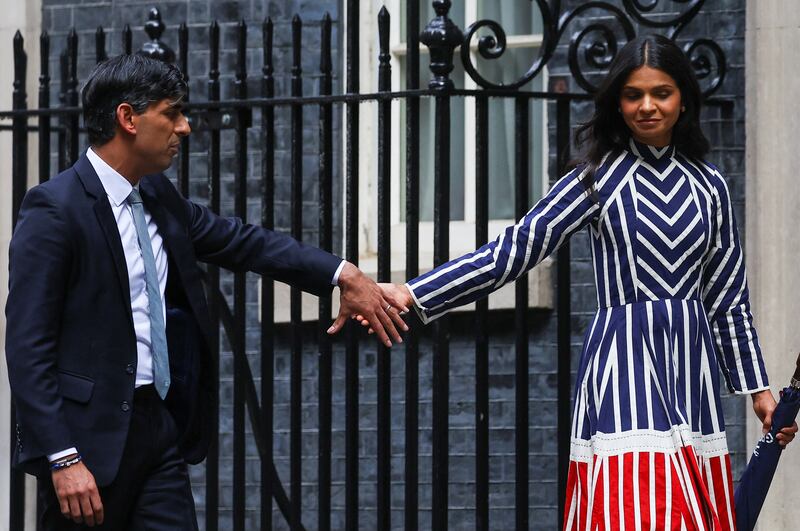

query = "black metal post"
[
  {"left": 11, "top": 30, "right": 27, "bottom": 238},
  {"left": 65, "top": 29, "right": 78, "bottom": 165},
  {"left": 39, "top": 31, "right": 51, "bottom": 185},
  {"left": 431, "top": 92, "right": 451, "bottom": 531},
  {"left": 289, "top": 15, "right": 304, "bottom": 530},
  {"left": 376, "top": 8, "right": 392, "bottom": 531},
  {"left": 420, "top": 3, "right": 462, "bottom": 528},
  {"left": 10, "top": 31, "right": 27, "bottom": 531},
  {"left": 404, "top": 2, "right": 421, "bottom": 529},
  {"left": 317, "top": 13, "right": 334, "bottom": 531},
  {"left": 232, "top": 19, "right": 249, "bottom": 531},
  {"left": 345, "top": 1, "right": 360, "bottom": 528},
  {"left": 177, "top": 22, "right": 190, "bottom": 197},
  {"left": 261, "top": 19, "right": 275, "bottom": 531},
  {"left": 474, "top": 95, "right": 489, "bottom": 531},
  {"left": 514, "top": 97, "right": 530, "bottom": 531},
  {"left": 57, "top": 50, "right": 66, "bottom": 171},
  {"left": 205, "top": 20, "right": 221, "bottom": 531},
  {"left": 556, "top": 98, "right": 572, "bottom": 529}
]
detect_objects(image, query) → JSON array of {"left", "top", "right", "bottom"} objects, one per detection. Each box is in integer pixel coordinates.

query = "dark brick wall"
[{"left": 36, "top": 1, "right": 749, "bottom": 530}]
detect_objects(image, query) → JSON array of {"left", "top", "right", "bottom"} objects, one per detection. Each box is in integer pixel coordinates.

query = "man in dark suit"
[{"left": 5, "top": 53, "right": 407, "bottom": 530}]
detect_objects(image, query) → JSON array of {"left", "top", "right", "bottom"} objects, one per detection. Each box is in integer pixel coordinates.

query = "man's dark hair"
[{"left": 81, "top": 53, "right": 187, "bottom": 146}]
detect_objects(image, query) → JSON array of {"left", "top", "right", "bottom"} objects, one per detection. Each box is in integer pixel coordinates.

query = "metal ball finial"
[
  {"left": 139, "top": 6, "right": 175, "bottom": 63},
  {"left": 144, "top": 7, "right": 165, "bottom": 41}
]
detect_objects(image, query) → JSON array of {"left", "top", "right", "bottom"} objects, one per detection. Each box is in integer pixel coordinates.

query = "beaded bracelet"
[{"left": 50, "top": 454, "right": 82, "bottom": 471}]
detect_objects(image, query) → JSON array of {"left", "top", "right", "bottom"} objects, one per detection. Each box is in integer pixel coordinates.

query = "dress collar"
[{"left": 628, "top": 137, "right": 676, "bottom": 165}]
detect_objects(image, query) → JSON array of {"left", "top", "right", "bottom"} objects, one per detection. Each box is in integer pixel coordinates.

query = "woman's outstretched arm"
[{"left": 406, "top": 164, "right": 602, "bottom": 323}]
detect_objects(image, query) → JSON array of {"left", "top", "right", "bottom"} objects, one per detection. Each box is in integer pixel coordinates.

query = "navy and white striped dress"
[{"left": 406, "top": 138, "right": 769, "bottom": 530}]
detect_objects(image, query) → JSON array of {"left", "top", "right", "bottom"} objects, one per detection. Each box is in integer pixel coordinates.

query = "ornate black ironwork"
[
  {"left": 459, "top": 0, "right": 725, "bottom": 96},
  {"left": 420, "top": 0, "right": 464, "bottom": 90},
  {"left": 138, "top": 7, "right": 175, "bottom": 63},
  {"left": 0, "top": 3, "right": 737, "bottom": 530}
]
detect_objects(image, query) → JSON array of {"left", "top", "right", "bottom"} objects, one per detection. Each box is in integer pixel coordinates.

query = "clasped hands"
[
  {"left": 327, "top": 263, "right": 413, "bottom": 347},
  {"left": 341, "top": 280, "right": 412, "bottom": 338}
]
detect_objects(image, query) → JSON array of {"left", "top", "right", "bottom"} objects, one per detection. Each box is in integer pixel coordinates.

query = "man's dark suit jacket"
[{"left": 5, "top": 154, "right": 342, "bottom": 486}]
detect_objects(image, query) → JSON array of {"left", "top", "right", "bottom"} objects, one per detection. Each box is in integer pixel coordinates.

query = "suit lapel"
[{"left": 74, "top": 155, "right": 133, "bottom": 322}]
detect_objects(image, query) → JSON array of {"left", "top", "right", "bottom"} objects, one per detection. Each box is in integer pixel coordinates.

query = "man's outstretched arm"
[{"left": 175, "top": 184, "right": 409, "bottom": 345}]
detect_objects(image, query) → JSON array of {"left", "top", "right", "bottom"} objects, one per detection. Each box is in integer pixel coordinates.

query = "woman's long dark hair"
[{"left": 574, "top": 34, "right": 710, "bottom": 193}]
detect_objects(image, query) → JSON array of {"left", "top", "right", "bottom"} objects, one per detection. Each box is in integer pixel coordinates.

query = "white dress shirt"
[{"left": 87, "top": 147, "right": 168, "bottom": 388}]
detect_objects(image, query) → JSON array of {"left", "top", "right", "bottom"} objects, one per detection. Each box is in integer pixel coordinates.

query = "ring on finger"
[{"left": 385, "top": 304, "right": 392, "bottom": 312}]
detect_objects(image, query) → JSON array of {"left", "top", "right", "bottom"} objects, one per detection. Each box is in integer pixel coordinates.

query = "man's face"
[{"left": 130, "top": 98, "right": 190, "bottom": 174}]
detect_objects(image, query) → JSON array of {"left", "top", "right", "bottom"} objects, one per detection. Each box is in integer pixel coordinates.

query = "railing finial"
[
  {"left": 139, "top": 6, "right": 175, "bottom": 63},
  {"left": 420, "top": 0, "right": 463, "bottom": 90},
  {"left": 13, "top": 31, "right": 26, "bottom": 97}
]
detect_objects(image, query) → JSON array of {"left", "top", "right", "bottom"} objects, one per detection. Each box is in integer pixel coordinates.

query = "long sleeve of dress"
[
  {"left": 407, "top": 165, "right": 600, "bottom": 323},
  {"left": 701, "top": 166, "right": 769, "bottom": 394}
]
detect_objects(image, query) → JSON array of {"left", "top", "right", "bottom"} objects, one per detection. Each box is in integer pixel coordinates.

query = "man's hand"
[
  {"left": 752, "top": 389, "right": 798, "bottom": 448},
  {"left": 353, "top": 283, "right": 414, "bottom": 333},
  {"left": 328, "top": 262, "right": 410, "bottom": 347},
  {"left": 51, "top": 460, "right": 104, "bottom": 526}
]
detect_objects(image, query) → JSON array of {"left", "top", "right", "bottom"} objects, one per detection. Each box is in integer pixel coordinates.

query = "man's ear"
[{"left": 115, "top": 103, "right": 137, "bottom": 136}]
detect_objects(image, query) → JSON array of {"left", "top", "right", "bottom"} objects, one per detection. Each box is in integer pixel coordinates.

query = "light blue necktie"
[{"left": 127, "top": 188, "right": 170, "bottom": 399}]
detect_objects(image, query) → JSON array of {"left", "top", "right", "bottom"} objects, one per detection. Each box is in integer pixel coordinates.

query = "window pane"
[
  {"left": 475, "top": 48, "right": 545, "bottom": 219},
  {"left": 477, "top": 0, "right": 544, "bottom": 35},
  {"left": 486, "top": 84, "right": 546, "bottom": 218},
  {"left": 398, "top": 56, "right": 466, "bottom": 222}
]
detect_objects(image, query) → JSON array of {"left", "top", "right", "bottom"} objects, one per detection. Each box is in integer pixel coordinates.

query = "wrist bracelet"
[{"left": 50, "top": 454, "right": 82, "bottom": 471}]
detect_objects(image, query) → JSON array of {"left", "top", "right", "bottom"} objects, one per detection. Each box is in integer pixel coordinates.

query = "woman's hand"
[
  {"left": 751, "top": 389, "right": 798, "bottom": 448},
  {"left": 352, "top": 283, "right": 414, "bottom": 333}
]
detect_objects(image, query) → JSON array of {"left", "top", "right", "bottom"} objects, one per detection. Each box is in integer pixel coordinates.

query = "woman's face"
[{"left": 619, "top": 65, "right": 682, "bottom": 147}]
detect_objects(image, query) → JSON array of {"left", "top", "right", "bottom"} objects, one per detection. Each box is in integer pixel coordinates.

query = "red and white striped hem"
[{"left": 563, "top": 447, "right": 736, "bottom": 530}]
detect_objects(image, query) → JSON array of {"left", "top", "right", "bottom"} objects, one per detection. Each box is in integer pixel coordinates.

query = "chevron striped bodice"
[{"left": 590, "top": 139, "right": 715, "bottom": 308}]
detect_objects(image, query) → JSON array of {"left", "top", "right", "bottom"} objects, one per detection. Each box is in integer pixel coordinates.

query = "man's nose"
[{"left": 176, "top": 114, "right": 191, "bottom": 136}]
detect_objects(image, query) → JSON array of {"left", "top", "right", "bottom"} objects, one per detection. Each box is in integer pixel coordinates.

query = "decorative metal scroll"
[{"left": 423, "top": 0, "right": 725, "bottom": 96}]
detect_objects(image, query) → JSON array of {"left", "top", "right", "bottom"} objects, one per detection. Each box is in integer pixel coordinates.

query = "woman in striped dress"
[{"left": 364, "top": 35, "right": 797, "bottom": 529}]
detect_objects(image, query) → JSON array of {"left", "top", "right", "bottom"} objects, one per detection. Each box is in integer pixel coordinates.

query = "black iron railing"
[{"left": 1, "top": 1, "right": 731, "bottom": 530}]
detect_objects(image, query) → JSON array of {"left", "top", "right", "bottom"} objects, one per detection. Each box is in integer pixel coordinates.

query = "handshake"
[{"left": 328, "top": 262, "right": 414, "bottom": 347}]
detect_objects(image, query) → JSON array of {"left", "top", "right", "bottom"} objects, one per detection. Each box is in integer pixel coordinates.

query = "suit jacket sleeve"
[
  {"left": 5, "top": 185, "right": 75, "bottom": 458},
  {"left": 171, "top": 182, "right": 342, "bottom": 296}
]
